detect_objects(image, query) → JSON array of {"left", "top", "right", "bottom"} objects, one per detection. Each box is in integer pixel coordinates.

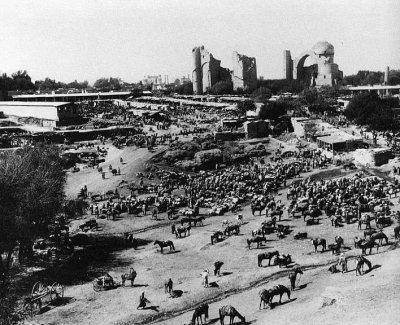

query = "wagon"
[
  {"left": 23, "top": 281, "right": 64, "bottom": 316},
  {"left": 92, "top": 276, "right": 119, "bottom": 292}
]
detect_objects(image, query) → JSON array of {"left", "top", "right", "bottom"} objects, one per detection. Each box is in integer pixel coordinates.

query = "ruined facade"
[
  {"left": 192, "top": 46, "right": 232, "bottom": 94},
  {"left": 285, "top": 41, "right": 343, "bottom": 87},
  {"left": 283, "top": 50, "right": 293, "bottom": 80},
  {"left": 231, "top": 51, "right": 257, "bottom": 92}
]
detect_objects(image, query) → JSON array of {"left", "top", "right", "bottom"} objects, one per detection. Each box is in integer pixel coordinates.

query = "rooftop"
[{"left": 0, "top": 101, "right": 70, "bottom": 107}]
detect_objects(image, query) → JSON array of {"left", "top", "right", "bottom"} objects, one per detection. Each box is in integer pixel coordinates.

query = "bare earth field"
[{"left": 26, "top": 142, "right": 400, "bottom": 325}]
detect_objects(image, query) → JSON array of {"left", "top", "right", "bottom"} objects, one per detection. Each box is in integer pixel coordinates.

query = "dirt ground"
[{"left": 26, "top": 141, "right": 400, "bottom": 325}]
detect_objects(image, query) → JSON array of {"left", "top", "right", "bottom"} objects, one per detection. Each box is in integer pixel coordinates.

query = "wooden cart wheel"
[
  {"left": 32, "top": 281, "right": 45, "bottom": 296},
  {"left": 50, "top": 282, "right": 64, "bottom": 301}
]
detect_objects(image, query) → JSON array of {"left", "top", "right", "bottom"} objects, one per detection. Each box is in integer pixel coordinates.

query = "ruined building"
[
  {"left": 231, "top": 52, "right": 257, "bottom": 92},
  {"left": 192, "top": 46, "right": 232, "bottom": 95},
  {"left": 284, "top": 41, "right": 343, "bottom": 87}
]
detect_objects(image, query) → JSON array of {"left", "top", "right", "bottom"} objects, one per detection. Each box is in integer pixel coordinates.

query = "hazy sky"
[{"left": 0, "top": 0, "right": 399, "bottom": 84}]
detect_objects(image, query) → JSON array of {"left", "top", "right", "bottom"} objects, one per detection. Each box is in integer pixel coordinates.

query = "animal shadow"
[
  {"left": 364, "top": 264, "right": 382, "bottom": 274},
  {"left": 143, "top": 305, "right": 159, "bottom": 312},
  {"left": 221, "top": 272, "right": 233, "bottom": 276},
  {"left": 297, "top": 282, "right": 311, "bottom": 290},
  {"left": 169, "top": 289, "right": 183, "bottom": 298},
  {"left": 166, "top": 250, "right": 181, "bottom": 254},
  {"left": 270, "top": 297, "right": 297, "bottom": 308},
  {"left": 208, "top": 281, "right": 219, "bottom": 288},
  {"left": 133, "top": 284, "right": 149, "bottom": 288}
]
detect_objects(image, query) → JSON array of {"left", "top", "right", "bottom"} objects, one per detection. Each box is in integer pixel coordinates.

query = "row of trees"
[{"left": 343, "top": 70, "right": 400, "bottom": 86}]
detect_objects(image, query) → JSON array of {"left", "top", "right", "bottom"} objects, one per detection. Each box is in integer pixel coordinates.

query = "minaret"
[{"left": 283, "top": 50, "right": 293, "bottom": 80}]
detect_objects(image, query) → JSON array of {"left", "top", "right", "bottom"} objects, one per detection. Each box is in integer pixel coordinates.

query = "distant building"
[
  {"left": 192, "top": 46, "right": 231, "bottom": 94},
  {"left": 0, "top": 101, "right": 78, "bottom": 127},
  {"left": 288, "top": 41, "right": 343, "bottom": 87},
  {"left": 232, "top": 51, "right": 257, "bottom": 92}
]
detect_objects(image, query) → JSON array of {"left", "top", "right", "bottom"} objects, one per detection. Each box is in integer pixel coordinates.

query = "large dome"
[{"left": 312, "top": 41, "right": 334, "bottom": 56}]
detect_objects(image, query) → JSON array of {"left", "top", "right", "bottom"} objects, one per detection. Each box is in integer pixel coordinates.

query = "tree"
[
  {"left": 236, "top": 100, "right": 255, "bottom": 116},
  {"left": 35, "top": 77, "right": 66, "bottom": 91},
  {"left": 67, "top": 80, "right": 89, "bottom": 89},
  {"left": 210, "top": 80, "right": 233, "bottom": 95},
  {"left": 344, "top": 92, "right": 395, "bottom": 131},
  {"left": 251, "top": 87, "right": 272, "bottom": 102},
  {"left": 258, "top": 101, "right": 288, "bottom": 120},
  {"left": 0, "top": 144, "right": 65, "bottom": 277},
  {"left": 93, "top": 77, "right": 122, "bottom": 91},
  {"left": 10, "top": 70, "right": 34, "bottom": 91}
]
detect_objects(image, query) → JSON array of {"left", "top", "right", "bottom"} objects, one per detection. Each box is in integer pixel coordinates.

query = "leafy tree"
[
  {"left": 210, "top": 80, "right": 233, "bottom": 95},
  {"left": 35, "top": 77, "right": 66, "bottom": 91},
  {"left": 93, "top": 77, "right": 122, "bottom": 91},
  {"left": 236, "top": 100, "right": 255, "bottom": 116},
  {"left": 67, "top": 80, "right": 89, "bottom": 89},
  {"left": 343, "top": 70, "right": 384, "bottom": 86},
  {"left": 10, "top": 70, "right": 34, "bottom": 91},
  {"left": 175, "top": 82, "right": 193, "bottom": 95},
  {"left": 344, "top": 92, "right": 395, "bottom": 131},
  {"left": 388, "top": 70, "right": 400, "bottom": 85},
  {"left": 0, "top": 144, "right": 65, "bottom": 277},
  {"left": 258, "top": 101, "right": 288, "bottom": 120},
  {"left": 251, "top": 87, "right": 272, "bottom": 102}
]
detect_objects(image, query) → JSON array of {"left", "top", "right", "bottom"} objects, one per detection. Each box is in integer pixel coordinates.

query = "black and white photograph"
[{"left": 0, "top": 0, "right": 399, "bottom": 324}]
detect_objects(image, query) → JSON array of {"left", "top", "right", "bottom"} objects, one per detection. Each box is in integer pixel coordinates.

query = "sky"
[{"left": 0, "top": 0, "right": 399, "bottom": 84}]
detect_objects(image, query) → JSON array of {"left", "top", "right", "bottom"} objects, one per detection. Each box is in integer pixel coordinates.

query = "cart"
[{"left": 23, "top": 281, "right": 64, "bottom": 316}]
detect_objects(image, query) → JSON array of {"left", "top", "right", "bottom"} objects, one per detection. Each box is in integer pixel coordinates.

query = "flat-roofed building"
[
  {"left": 12, "top": 91, "right": 131, "bottom": 103},
  {"left": 0, "top": 101, "right": 78, "bottom": 128}
]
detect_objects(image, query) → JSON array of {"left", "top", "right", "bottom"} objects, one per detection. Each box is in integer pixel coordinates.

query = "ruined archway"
[{"left": 294, "top": 50, "right": 319, "bottom": 86}]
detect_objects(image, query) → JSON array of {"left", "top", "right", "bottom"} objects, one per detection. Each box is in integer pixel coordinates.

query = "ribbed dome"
[{"left": 312, "top": 41, "right": 334, "bottom": 55}]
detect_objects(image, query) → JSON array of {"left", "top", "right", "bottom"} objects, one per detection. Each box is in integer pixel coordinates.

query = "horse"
[
  {"left": 311, "top": 238, "right": 326, "bottom": 253},
  {"left": 154, "top": 240, "right": 175, "bottom": 253},
  {"left": 371, "top": 232, "right": 388, "bottom": 246},
  {"left": 181, "top": 217, "right": 193, "bottom": 227},
  {"left": 192, "top": 216, "right": 205, "bottom": 227},
  {"left": 164, "top": 278, "right": 173, "bottom": 294},
  {"left": 358, "top": 239, "right": 379, "bottom": 255},
  {"left": 191, "top": 303, "right": 209, "bottom": 325},
  {"left": 172, "top": 224, "right": 191, "bottom": 238},
  {"left": 121, "top": 268, "right": 137, "bottom": 287},
  {"left": 219, "top": 305, "right": 245, "bottom": 325},
  {"left": 259, "top": 288, "right": 271, "bottom": 309},
  {"left": 288, "top": 267, "right": 303, "bottom": 290},
  {"left": 247, "top": 236, "right": 267, "bottom": 249},
  {"left": 276, "top": 224, "right": 290, "bottom": 235},
  {"left": 258, "top": 251, "right": 279, "bottom": 267},
  {"left": 273, "top": 254, "right": 292, "bottom": 268},
  {"left": 395, "top": 225, "right": 400, "bottom": 239},
  {"left": 355, "top": 255, "right": 372, "bottom": 275},
  {"left": 251, "top": 203, "right": 266, "bottom": 216},
  {"left": 211, "top": 231, "right": 224, "bottom": 245},
  {"left": 214, "top": 261, "right": 224, "bottom": 276},
  {"left": 269, "top": 284, "right": 291, "bottom": 304},
  {"left": 364, "top": 229, "right": 377, "bottom": 238},
  {"left": 294, "top": 232, "right": 307, "bottom": 240},
  {"left": 224, "top": 224, "right": 240, "bottom": 236},
  {"left": 358, "top": 214, "right": 372, "bottom": 230}
]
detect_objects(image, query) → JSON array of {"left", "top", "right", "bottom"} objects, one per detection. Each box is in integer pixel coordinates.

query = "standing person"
[
  {"left": 201, "top": 269, "right": 209, "bottom": 288},
  {"left": 152, "top": 206, "right": 158, "bottom": 220},
  {"left": 337, "top": 253, "right": 347, "bottom": 274},
  {"left": 142, "top": 202, "right": 147, "bottom": 216},
  {"left": 214, "top": 261, "right": 224, "bottom": 276}
]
